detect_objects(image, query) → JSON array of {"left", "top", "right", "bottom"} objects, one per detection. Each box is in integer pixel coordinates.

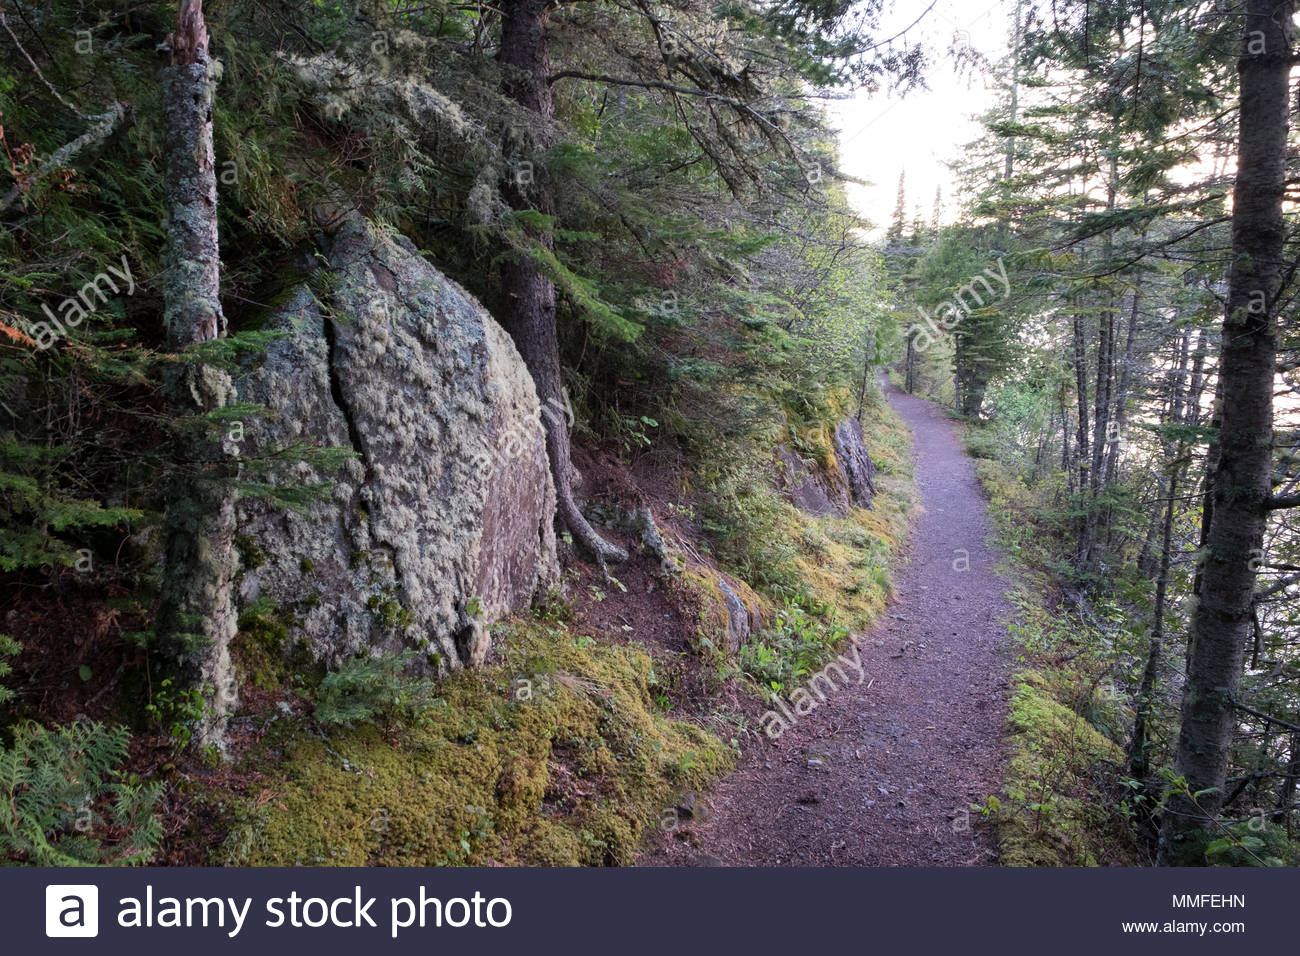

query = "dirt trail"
[{"left": 642, "top": 385, "right": 1013, "bottom": 866}]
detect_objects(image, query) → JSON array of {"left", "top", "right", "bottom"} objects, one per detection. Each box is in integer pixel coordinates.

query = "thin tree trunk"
[
  {"left": 1083, "top": 302, "right": 1112, "bottom": 568},
  {"left": 497, "top": 0, "right": 626, "bottom": 565},
  {"left": 856, "top": 323, "right": 874, "bottom": 421},
  {"left": 1072, "top": 307, "right": 1092, "bottom": 557},
  {"left": 1279, "top": 732, "right": 1300, "bottom": 836},
  {"left": 904, "top": 328, "right": 916, "bottom": 394},
  {"left": 1159, "top": 0, "right": 1290, "bottom": 863},
  {"left": 953, "top": 346, "right": 962, "bottom": 413},
  {"left": 1060, "top": 392, "right": 1073, "bottom": 496},
  {"left": 1129, "top": 472, "right": 1176, "bottom": 782},
  {"left": 1033, "top": 409, "right": 1049, "bottom": 479},
  {"left": 1105, "top": 288, "right": 1141, "bottom": 487},
  {"left": 1004, "top": 0, "right": 1022, "bottom": 181},
  {"left": 154, "top": 0, "right": 237, "bottom": 748},
  {"left": 1187, "top": 329, "right": 1209, "bottom": 428},
  {"left": 1129, "top": 332, "right": 1192, "bottom": 782}
]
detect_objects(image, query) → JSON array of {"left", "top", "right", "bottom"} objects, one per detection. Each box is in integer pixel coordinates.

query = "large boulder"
[{"left": 233, "top": 215, "right": 558, "bottom": 670}]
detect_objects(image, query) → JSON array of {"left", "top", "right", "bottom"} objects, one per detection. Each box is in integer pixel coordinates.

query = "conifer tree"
[
  {"left": 887, "top": 170, "right": 907, "bottom": 242},
  {"left": 1159, "top": 0, "right": 1293, "bottom": 863},
  {"left": 154, "top": 0, "right": 238, "bottom": 746}
]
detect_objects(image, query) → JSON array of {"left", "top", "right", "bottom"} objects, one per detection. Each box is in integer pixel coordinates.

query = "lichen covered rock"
[
  {"left": 716, "top": 577, "right": 753, "bottom": 651},
  {"left": 234, "top": 215, "right": 557, "bottom": 670},
  {"left": 776, "top": 444, "right": 848, "bottom": 517}
]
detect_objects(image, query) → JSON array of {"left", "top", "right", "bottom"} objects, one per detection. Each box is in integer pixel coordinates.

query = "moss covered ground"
[{"left": 218, "top": 614, "right": 731, "bottom": 866}]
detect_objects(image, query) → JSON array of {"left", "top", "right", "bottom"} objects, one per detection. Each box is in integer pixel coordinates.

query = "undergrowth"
[
  {"left": 966, "top": 439, "right": 1141, "bottom": 866},
  {"left": 737, "top": 600, "right": 849, "bottom": 699},
  {"left": 0, "top": 720, "right": 163, "bottom": 866},
  {"left": 211, "top": 389, "right": 914, "bottom": 867}
]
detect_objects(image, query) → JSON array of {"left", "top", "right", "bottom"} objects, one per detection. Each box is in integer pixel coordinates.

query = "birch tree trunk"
[
  {"left": 1158, "top": 0, "right": 1291, "bottom": 862},
  {"left": 154, "top": 0, "right": 238, "bottom": 748}
]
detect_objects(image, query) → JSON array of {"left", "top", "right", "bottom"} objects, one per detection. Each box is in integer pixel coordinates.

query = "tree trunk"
[
  {"left": 1279, "top": 732, "right": 1300, "bottom": 836},
  {"left": 1129, "top": 472, "right": 1176, "bottom": 783},
  {"left": 154, "top": 0, "right": 238, "bottom": 748},
  {"left": 1071, "top": 307, "right": 1092, "bottom": 558},
  {"left": 856, "top": 323, "right": 874, "bottom": 421},
  {"left": 1060, "top": 393, "right": 1073, "bottom": 496},
  {"left": 904, "top": 327, "right": 916, "bottom": 394},
  {"left": 1082, "top": 300, "right": 1112, "bottom": 569},
  {"left": 1158, "top": 0, "right": 1290, "bottom": 863},
  {"left": 1004, "top": 0, "right": 1022, "bottom": 181},
  {"left": 497, "top": 0, "right": 626, "bottom": 565},
  {"left": 1129, "top": 332, "right": 1192, "bottom": 783},
  {"left": 1105, "top": 288, "right": 1141, "bottom": 488}
]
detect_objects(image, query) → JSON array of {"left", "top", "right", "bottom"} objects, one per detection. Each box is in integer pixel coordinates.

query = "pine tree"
[
  {"left": 1159, "top": 0, "right": 1292, "bottom": 863},
  {"left": 887, "top": 170, "right": 907, "bottom": 242}
]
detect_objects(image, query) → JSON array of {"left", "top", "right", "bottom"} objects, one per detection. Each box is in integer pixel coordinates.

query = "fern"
[{"left": 0, "top": 720, "right": 162, "bottom": 866}]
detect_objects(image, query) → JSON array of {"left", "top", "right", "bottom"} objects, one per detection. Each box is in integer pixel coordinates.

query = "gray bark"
[
  {"left": 497, "top": 0, "right": 626, "bottom": 567},
  {"left": 1159, "top": 0, "right": 1291, "bottom": 863},
  {"left": 1129, "top": 332, "right": 1192, "bottom": 783},
  {"left": 154, "top": 0, "right": 237, "bottom": 749}
]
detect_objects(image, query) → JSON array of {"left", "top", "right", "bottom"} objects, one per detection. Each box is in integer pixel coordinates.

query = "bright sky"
[{"left": 828, "top": 0, "right": 1013, "bottom": 235}]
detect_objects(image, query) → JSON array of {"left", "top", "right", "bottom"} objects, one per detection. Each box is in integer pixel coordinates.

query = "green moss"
[
  {"left": 367, "top": 594, "right": 414, "bottom": 630},
  {"left": 787, "top": 396, "right": 912, "bottom": 632},
  {"left": 998, "top": 672, "right": 1125, "bottom": 866},
  {"left": 967, "top": 441, "right": 1140, "bottom": 867},
  {"left": 233, "top": 599, "right": 317, "bottom": 691},
  {"left": 222, "top": 615, "right": 732, "bottom": 866},
  {"left": 678, "top": 568, "right": 734, "bottom": 653},
  {"left": 299, "top": 556, "right": 314, "bottom": 573},
  {"left": 234, "top": 535, "right": 266, "bottom": 572}
]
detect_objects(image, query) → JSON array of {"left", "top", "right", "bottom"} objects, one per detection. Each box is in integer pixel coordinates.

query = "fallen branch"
[{"left": 0, "top": 101, "right": 127, "bottom": 215}]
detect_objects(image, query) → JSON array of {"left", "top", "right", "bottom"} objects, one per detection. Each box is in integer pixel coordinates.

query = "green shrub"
[
  {"left": 0, "top": 720, "right": 162, "bottom": 866},
  {"left": 737, "top": 600, "right": 848, "bottom": 696},
  {"left": 314, "top": 649, "right": 445, "bottom": 729},
  {"left": 1204, "top": 821, "right": 1297, "bottom": 867},
  {"left": 963, "top": 427, "right": 1003, "bottom": 461},
  {"left": 699, "top": 459, "right": 804, "bottom": 598}
]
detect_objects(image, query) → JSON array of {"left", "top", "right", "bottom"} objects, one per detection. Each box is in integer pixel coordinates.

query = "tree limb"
[
  {"left": 1234, "top": 701, "right": 1300, "bottom": 735},
  {"left": 1266, "top": 491, "right": 1300, "bottom": 510},
  {"left": 0, "top": 102, "right": 127, "bottom": 215}
]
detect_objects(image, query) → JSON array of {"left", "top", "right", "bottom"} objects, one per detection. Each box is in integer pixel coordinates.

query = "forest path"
[{"left": 641, "top": 383, "right": 1013, "bottom": 865}]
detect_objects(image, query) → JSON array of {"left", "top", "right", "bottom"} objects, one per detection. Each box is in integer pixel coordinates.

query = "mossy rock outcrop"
[{"left": 776, "top": 416, "right": 878, "bottom": 517}]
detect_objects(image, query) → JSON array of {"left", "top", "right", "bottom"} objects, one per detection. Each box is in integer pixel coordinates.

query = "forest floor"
[{"left": 640, "top": 384, "right": 1014, "bottom": 865}]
